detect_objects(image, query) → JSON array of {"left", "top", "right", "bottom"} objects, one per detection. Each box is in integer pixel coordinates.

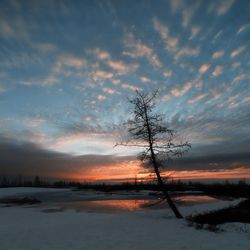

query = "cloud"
[
  {"left": 242, "top": 96, "right": 250, "bottom": 104},
  {"left": 0, "top": 16, "right": 28, "bottom": 40},
  {"left": 195, "top": 80, "right": 203, "bottom": 90},
  {"left": 1, "top": 136, "right": 249, "bottom": 180},
  {"left": 175, "top": 47, "right": 200, "bottom": 61},
  {"left": 139, "top": 76, "right": 151, "bottom": 83},
  {"left": 107, "top": 60, "right": 138, "bottom": 75},
  {"left": 227, "top": 102, "right": 240, "bottom": 109},
  {"left": 20, "top": 75, "right": 60, "bottom": 87},
  {"left": 31, "top": 42, "right": 57, "bottom": 54},
  {"left": 169, "top": 0, "right": 200, "bottom": 28},
  {"left": 88, "top": 48, "right": 138, "bottom": 75},
  {"left": 232, "top": 73, "right": 249, "bottom": 84},
  {"left": 218, "top": 94, "right": 240, "bottom": 108},
  {"left": 89, "top": 48, "right": 111, "bottom": 60},
  {"left": 205, "top": 92, "right": 222, "bottom": 104},
  {"left": 237, "top": 23, "right": 250, "bottom": 34},
  {"left": 0, "top": 85, "right": 6, "bottom": 93},
  {"left": 232, "top": 62, "right": 241, "bottom": 69},
  {"left": 208, "top": 0, "right": 235, "bottom": 16},
  {"left": 169, "top": 0, "right": 184, "bottom": 12},
  {"left": 216, "top": 0, "right": 235, "bottom": 16},
  {"left": 241, "top": 96, "right": 250, "bottom": 103},
  {"left": 123, "top": 32, "right": 162, "bottom": 68},
  {"left": 152, "top": 18, "right": 178, "bottom": 52},
  {"left": 170, "top": 167, "right": 250, "bottom": 181},
  {"left": 230, "top": 45, "right": 246, "bottom": 58},
  {"left": 0, "top": 138, "right": 137, "bottom": 180},
  {"left": 84, "top": 116, "right": 92, "bottom": 122},
  {"left": 212, "top": 51, "right": 224, "bottom": 59},
  {"left": 121, "top": 83, "right": 142, "bottom": 91},
  {"left": 212, "top": 30, "right": 223, "bottom": 44},
  {"left": 199, "top": 64, "right": 210, "bottom": 74},
  {"left": 171, "top": 82, "right": 192, "bottom": 97},
  {"left": 227, "top": 96, "right": 250, "bottom": 109},
  {"left": 181, "top": 1, "right": 201, "bottom": 28},
  {"left": 188, "top": 94, "right": 208, "bottom": 104},
  {"left": 91, "top": 70, "right": 113, "bottom": 81},
  {"left": 170, "top": 151, "right": 250, "bottom": 171},
  {"left": 0, "top": 19, "right": 16, "bottom": 38},
  {"left": 41, "top": 76, "right": 59, "bottom": 86},
  {"left": 212, "top": 65, "right": 223, "bottom": 77},
  {"left": 163, "top": 69, "right": 172, "bottom": 77},
  {"left": 103, "top": 87, "right": 117, "bottom": 95},
  {"left": 55, "top": 55, "right": 87, "bottom": 69},
  {"left": 152, "top": 18, "right": 168, "bottom": 40},
  {"left": 48, "top": 129, "right": 120, "bottom": 156},
  {"left": 139, "top": 76, "right": 157, "bottom": 84},
  {"left": 97, "top": 94, "right": 107, "bottom": 101},
  {"left": 162, "top": 94, "right": 171, "bottom": 102},
  {"left": 189, "top": 26, "right": 200, "bottom": 40},
  {"left": 51, "top": 54, "right": 88, "bottom": 78},
  {"left": 111, "top": 79, "right": 121, "bottom": 85},
  {"left": 179, "top": 62, "right": 195, "bottom": 73},
  {"left": 24, "top": 116, "right": 46, "bottom": 128}
]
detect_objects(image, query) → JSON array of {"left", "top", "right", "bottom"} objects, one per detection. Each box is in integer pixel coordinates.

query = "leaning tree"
[{"left": 116, "top": 90, "right": 191, "bottom": 218}]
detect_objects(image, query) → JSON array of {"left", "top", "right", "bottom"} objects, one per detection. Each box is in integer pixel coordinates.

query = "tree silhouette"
[{"left": 116, "top": 90, "right": 191, "bottom": 218}]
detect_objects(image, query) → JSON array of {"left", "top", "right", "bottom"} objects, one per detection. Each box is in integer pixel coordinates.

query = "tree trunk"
[
  {"left": 143, "top": 101, "right": 183, "bottom": 219},
  {"left": 151, "top": 156, "right": 183, "bottom": 219},
  {"left": 147, "top": 129, "right": 183, "bottom": 218}
]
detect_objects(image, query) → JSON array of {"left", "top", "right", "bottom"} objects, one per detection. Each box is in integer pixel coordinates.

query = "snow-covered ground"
[
  {"left": 0, "top": 187, "right": 69, "bottom": 198},
  {"left": 0, "top": 188, "right": 249, "bottom": 250}
]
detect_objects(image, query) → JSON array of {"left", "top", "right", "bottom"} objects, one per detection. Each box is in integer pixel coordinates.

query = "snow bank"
[
  {"left": 0, "top": 206, "right": 249, "bottom": 250},
  {"left": 181, "top": 198, "right": 245, "bottom": 216},
  {"left": 0, "top": 188, "right": 249, "bottom": 250},
  {"left": 0, "top": 187, "right": 69, "bottom": 198}
]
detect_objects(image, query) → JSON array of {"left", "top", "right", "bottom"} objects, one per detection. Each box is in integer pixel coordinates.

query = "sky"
[{"left": 0, "top": 0, "right": 250, "bottom": 182}]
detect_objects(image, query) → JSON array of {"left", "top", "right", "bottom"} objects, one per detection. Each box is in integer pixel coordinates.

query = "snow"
[
  {"left": 0, "top": 188, "right": 249, "bottom": 250},
  {"left": 181, "top": 197, "right": 245, "bottom": 216}
]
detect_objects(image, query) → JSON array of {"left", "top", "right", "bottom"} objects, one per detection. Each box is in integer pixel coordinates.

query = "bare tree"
[{"left": 116, "top": 90, "right": 191, "bottom": 218}]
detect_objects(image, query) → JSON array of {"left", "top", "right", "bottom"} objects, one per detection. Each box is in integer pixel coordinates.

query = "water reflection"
[
  {"left": 53, "top": 195, "right": 219, "bottom": 213},
  {"left": 58, "top": 199, "right": 153, "bottom": 213}
]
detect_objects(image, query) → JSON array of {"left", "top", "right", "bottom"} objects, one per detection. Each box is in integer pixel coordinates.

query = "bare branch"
[{"left": 115, "top": 89, "right": 191, "bottom": 219}]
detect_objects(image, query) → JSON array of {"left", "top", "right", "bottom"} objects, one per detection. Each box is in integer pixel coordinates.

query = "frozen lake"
[
  {"left": 49, "top": 195, "right": 220, "bottom": 213},
  {"left": 0, "top": 188, "right": 224, "bottom": 213}
]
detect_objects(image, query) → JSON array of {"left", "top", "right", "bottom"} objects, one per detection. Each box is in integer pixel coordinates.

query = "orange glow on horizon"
[
  {"left": 168, "top": 167, "right": 250, "bottom": 181},
  {"left": 50, "top": 159, "right": 250, "bottom": 183}
]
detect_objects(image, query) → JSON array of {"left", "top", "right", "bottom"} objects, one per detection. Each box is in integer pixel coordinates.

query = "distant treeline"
[
  {"left": 0, "top": 175, "right": 249, "bottom": 198},
  {"left": 0, "top": 175, "right": 80, "bottom": 189}
]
